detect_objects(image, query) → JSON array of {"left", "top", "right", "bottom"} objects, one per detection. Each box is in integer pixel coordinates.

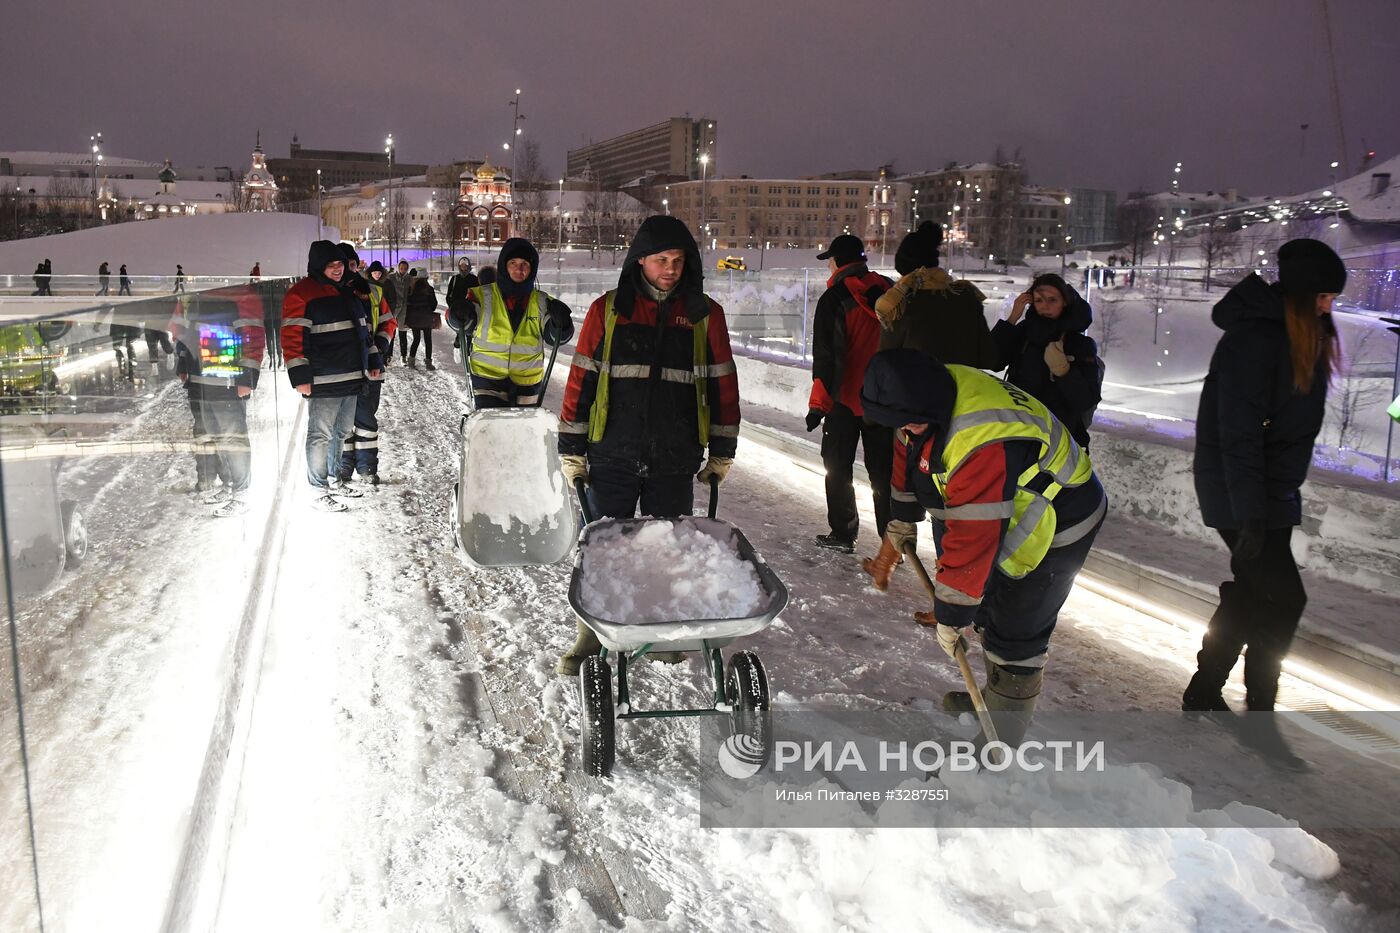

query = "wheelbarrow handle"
[
  {"left": 574, "top": 477, "right": 594, "bottom": 525},
  {"left": 535, "top": 337, "right": 562, "bottom": 409},
  {"left": 707, "top": 473, "right": 719, "bottom": 520},
  {"left": 900, "top": 540, "right": 1001, "bottom": 747}
]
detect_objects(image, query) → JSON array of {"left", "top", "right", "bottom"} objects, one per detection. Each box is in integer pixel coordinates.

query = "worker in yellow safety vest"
[
  {"left": 446, "top": 238, "right": 574, "bottom": 408},
  {"left": 861, "top": 348, "right": 1108, "bottom": 747}
]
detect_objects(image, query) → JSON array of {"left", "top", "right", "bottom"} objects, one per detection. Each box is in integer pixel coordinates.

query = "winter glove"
[
  {"left": 805, "top": 409, "right": 825, "bottom": 432},
  {"left": 1044, "top": 338, "right": 1072, "bottom": 377},
  {"left": 542, "top": 298, "right": 575, "bottom": 347},
  {"left": 884, "top": 519, "right": 918, "bottom": 556},
  {"left": 696, "top": 457, "right": 734, "bottom": 485},
  {"left": 1231, "top": 518, "right": 1267, "bottom": 563},
  {"left": 559, "top": 454, "right": 588, "bottom": 485},
  {"left": 935, "top": 622, "right": 963, "bottom": 660}
]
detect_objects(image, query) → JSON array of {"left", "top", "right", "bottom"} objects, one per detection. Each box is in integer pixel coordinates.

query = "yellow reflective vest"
[
  {"left": 930, "top": 365, "right": 1097, "bottom": 578},
  {"left": 468, "top": 283, "right": 547, "bottom": 385}
]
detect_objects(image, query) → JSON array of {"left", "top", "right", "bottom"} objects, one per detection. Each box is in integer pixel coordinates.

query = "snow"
[
  {"left": 578, "top": 519, "right": 764, "bottom": 624},
  {"left": 461, "top": 409, "right": 567, "bottom": 532},
  {"left": 1, "top": 329, "right": 1391, "bottom": 931},
  {"left": 0, "top": 211, "right": 336, "bottom": 277}
]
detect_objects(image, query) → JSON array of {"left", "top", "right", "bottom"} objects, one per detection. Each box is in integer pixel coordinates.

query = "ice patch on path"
[{"left": 579, "top": 520, "right": 764, "bottom": 623}]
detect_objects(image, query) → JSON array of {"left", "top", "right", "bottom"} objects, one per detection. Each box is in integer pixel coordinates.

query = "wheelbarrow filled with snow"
[
  {"left": 568, "top": 477, "right": 788, "bottom": 777},
  {"left": 450, "top": 337, "right": 577, "bottom": 567}
]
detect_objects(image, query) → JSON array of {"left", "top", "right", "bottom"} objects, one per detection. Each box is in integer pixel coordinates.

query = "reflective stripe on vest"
[
  {"left": 368, "top": 282, "right": 384, "bottom": 330},
  {"left": 586, "top": 289, "right": 711, "bottom": 445},
  {"left": 930, "top": 365, "right": 1095, "bottom": 578},
  {"left": 468, "top": 283, "right": 547, "bottom": 385}
]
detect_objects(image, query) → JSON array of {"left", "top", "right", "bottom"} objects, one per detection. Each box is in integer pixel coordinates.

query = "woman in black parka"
[
  {"left": 990, "top": 273, "right": 1102, "bottom": 449},
  {"left": 1184, "top": 238, "right": 1346, "bottom": 772}
]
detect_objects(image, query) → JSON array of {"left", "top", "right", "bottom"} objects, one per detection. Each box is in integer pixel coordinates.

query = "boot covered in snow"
[
  {"left": 557, "top": 622, "right": 602, "bottom": 676},
  {"left": 861, "top": 537, "right": 901, "bottom": 590}
]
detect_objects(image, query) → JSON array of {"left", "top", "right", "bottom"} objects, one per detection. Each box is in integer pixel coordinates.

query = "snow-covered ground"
[{"left": 3, "top": 333, "right": 1398, "bottom": 931}]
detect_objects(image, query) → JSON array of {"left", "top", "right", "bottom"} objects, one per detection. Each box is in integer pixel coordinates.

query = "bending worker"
[
  {"left": 861, "top": 349, "right": 1107, "bottom": 746},
  {"left": 446, "top": 237, "right": 574, "bottom": 407}
]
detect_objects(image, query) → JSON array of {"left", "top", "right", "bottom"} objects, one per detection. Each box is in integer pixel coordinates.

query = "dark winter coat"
[
  {"left": 446, "top": 269, "right": 480, "bottom": 315},
  {"left": 280, "top": 240, "right": 381, "bottom": 397},
  {"left": 809, "top": 262, "right": 891, "bottom": 417},
  {"left": 404, "top": 277, "right": 440, "bottom": 329},
  {"left": 1194, "top": 273, "right": 1329, "bottom": 529},
  {"left": 875, "top": 266, "right": 999, "bottom": 368},
  {"left": 559, "top": 216, "right": 740, "bottom": 473},
  {"left": 990, "top": 284, "right": 1101, "bottom": 448}
]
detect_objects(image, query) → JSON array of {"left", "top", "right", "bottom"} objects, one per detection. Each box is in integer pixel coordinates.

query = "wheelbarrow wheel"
[
  {"left": 725, "top": 650, "right": 772, "bottom": 766},
  {"left": 60, "top": 500, "right": 87, "bottom": 569},
  {"left": 579, "top": 655, "right": 615, "bottom": 777}
]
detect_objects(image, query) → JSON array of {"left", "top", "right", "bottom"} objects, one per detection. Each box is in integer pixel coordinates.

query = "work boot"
[
  {"left": 815, "top": 533, "right": 855, "bottom": 554},
  {"left": 407, "top": 357, "right": 417, "bottom": 369},
  {"left": 1181, "top": 671, "right": 1233, "bottom": 713},
  {"left": 1238, "top": 715, "right": 1311, "bottom": 773},
  {"left": 557, "top": 622, "right": 602, "bottom": 676},
  {"left": 425, "top": 360, "right": 436, "bottom": 371},
  {"left": 981, "top": 658, "right": 1043, "bottom": 749},
  {"left": 861, "top": 537, "right": 901, "bottom": 590}
]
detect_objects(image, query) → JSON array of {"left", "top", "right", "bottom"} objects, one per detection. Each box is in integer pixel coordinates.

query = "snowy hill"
[{"left": 0, "top": 212, "right": 338, "bottom": 278}]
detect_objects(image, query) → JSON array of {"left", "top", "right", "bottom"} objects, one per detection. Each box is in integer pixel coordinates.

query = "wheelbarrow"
[
  {"left": 449, "top": 329, "right": 577, "bottom": 567},
  {"left": 568, "top": 476, "right": 789, "bottom": 777}
]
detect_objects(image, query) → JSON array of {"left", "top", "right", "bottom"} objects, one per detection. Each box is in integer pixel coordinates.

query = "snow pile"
[
  {"left": 461, "top": 410, "right": 566, "bottom": 532},
  {"left": 578, "top": 520, "right": 764, "bottom": 624}
]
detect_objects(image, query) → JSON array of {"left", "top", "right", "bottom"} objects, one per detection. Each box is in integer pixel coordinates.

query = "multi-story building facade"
[
  {"left": 566, "top": 117, "right": 717, "bottom": 189},
  {"left": 1067, "top": 188, "right": 1118, "bottom": 246},
  {"left": 657, "top": 172, "right": 910, "bottom": 254},
  {"left": 266, "top": 137, "right": 428, "bottom": 198}
]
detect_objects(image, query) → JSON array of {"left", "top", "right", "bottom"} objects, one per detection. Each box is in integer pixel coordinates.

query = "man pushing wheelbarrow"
[
  {"left": 556, "top": 215, "right": 743, "bottom": 675},
  {"left": 860, "top": 348, "right": 1108, "bottom": 748}
]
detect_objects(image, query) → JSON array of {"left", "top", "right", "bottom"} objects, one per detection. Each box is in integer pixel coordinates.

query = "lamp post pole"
[
  {"left": 316, "top": 168, "right": 322, "bottom": 240},
  {"left": 556, "top": 177, "right": 565, "bottom": 278},
  {"left": 699, "top": 152, "right": 710, "bottom": 260},
  {"left": 508, "top": 89, "right": 524, "bottom": 205},
  {"left": 385, "top": 133, "right": 395, "bottom": 264},
  {"left": 90, "top": 132, "right": 103, "bottom": 227}
]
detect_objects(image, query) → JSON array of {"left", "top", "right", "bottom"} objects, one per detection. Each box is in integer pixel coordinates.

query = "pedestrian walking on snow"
[
  {"left": 97, "top": 262, "right": 111, "bottom": 295},
  {"left": 173, "top": 264, "right": 186, "bottom": 294},
  {"left": 390, "top": 260, "right": 413, "bottom": 363},
  {"left": 281, "top": 240, "right": 384, "bottom": 511},
  {"left": 119, "top": 264, "right": 131, "bottom": 295},
  {"left": 403, "top": 269, "right": 440, "bottom": 369},
  {"left": 1183, "top": 238, "right": 1346, "bottom": 772},
  {"left": 806, "top": 233, "right": 893, "bottom": 553},
  {"left": 555, "top": 215, "right": 742, "bottom": 674}
]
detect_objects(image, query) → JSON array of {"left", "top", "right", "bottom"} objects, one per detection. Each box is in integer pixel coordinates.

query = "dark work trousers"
[
  {"left": 398, "top": 329, "right": 410, "bottom": 360},
  {"left": 408, "top": 327, "right": 434, "bottom": 362},
  {"left": 819, "top": 403, "right": 892, "bottom": 542},
  {"left": 1191, "top": 528, "right": 1306, "bottom": 710},
  {"left": 966, "top": 512, "right": 1104, "bottom": 665},
  {"left": 470, "top": 374, "right": 543, "bottom": 408},
  {"left": 339, "top": 380, "right": 383, "bottom": 478},
  {"left": 187, "top": 386, "right": 251, "bottom": 492},
  {"left": 587, "top": 459, "right": 694, "bottom": 520}
]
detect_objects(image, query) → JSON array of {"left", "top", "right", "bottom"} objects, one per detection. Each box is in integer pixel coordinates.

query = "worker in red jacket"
[
  {"left": 805, "top": 234, "right": 893, "bottom": 553},
  {"left": 556, "top": 215, "right": 742, "bottom": 674}
]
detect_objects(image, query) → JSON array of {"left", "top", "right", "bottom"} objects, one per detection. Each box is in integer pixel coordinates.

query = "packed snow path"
[{"left": 205, "top": 331, "right": 1396, "bottom": 931}]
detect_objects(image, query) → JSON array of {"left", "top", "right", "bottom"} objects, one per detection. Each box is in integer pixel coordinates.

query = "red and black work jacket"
[
  {"left": 809, "top": 262, "right": 891, "bottom": 416},
  {"left": 168, "top": 285, "right": 266, "bottom": 398},
  {"left": 890, "top": 426, "right": 1106, "bottom": 628},
  {"left": 560, "top": 289, "right": 741, "bottom": 473},
  {"left": 281, "top": 276, "right": 381, "bottom": 398}
]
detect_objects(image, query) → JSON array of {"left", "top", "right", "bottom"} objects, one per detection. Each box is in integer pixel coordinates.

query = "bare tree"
[
  {"left": 514, "top": 140, "right": 551, "bottom": 241},
  {"left": 1116, "top": 195, "right": 1158, "bottom": 285},
  {"left": 1331, "top": 331, "right": 1386, "bottom": 450},
  {"left": 1198, "top": 222, "right": 1239, "bottom": 293},
  {"left": 1094, "top": 298, "right": 1123, "bottom": 357}
]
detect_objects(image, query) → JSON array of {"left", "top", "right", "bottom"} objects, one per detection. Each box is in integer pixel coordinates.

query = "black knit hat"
[
  {"left": 1277, "top": 239, "right": 1347, "bottom": 295},
  {"left": 367, "top": 260, "right": 386, "bottom": 276},
  {"left": 817, "top": 234, "right": 866, "bottom": 266},
  {"left": 338, "top": 242, "right": 361, "bottom": 266},
  {"left": 860, "top": 348, "right": 956, "bottom": 430},
  {"left": 496, "top": 237, "right": 539, "bottom": 303},
  {"left": 307, "top": 240, "right": 343, "bottom": 281},
  {"left": 894, "top": 221, "right": 944, "bottom": 275},
  {"left": 617, "top": 215, "right": 707, "bottom": 321}
]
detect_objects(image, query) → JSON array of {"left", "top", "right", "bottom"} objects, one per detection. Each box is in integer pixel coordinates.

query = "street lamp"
[
  {"left": 662, "top": 197, "right": 669, "bottom": 215},
  {"left": 90, "top": 132, "right": 103, "bottom": 226},
  {"left": 699, "top": 151, "right": 710, "bottom": 259},
  {"left": 508, "top": 88, "right": 524, "bottom": 203},
  {"left": 556, "top": 178, "right": 566, "bottom": 276},
  {"left": 385, "top": 133, "right": 395, "bottom": 263}
]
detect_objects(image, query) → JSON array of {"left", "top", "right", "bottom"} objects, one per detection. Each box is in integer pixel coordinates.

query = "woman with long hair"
[{"left": 1185, "top": 238, "right": 1345, "bottom": 771}]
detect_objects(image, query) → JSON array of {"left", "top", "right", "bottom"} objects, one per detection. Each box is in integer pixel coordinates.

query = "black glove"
[
  {"left": 375, "top": 337, "right": 390, "bottom": 359},
  {"left": 1231, "top": 519, "right": 1267, "bottom": 563},
  {"left": 543, "top": 299, "right": 574, "bottom": 347},
  {"left": 805, "top": 409, "right": 825, "bottom": 432},
  {"left": 446, "top": 305, "right": 477, "bottom": 334}
]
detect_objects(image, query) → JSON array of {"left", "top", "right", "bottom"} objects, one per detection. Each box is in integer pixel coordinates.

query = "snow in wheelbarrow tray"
[{"left": 570, "top": 517, "right": 787, "bottom": 649}]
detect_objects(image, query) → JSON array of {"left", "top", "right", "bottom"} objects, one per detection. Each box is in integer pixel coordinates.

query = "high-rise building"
[{"left": 566, "top": 117, "right": 717, "bottom": 189}]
